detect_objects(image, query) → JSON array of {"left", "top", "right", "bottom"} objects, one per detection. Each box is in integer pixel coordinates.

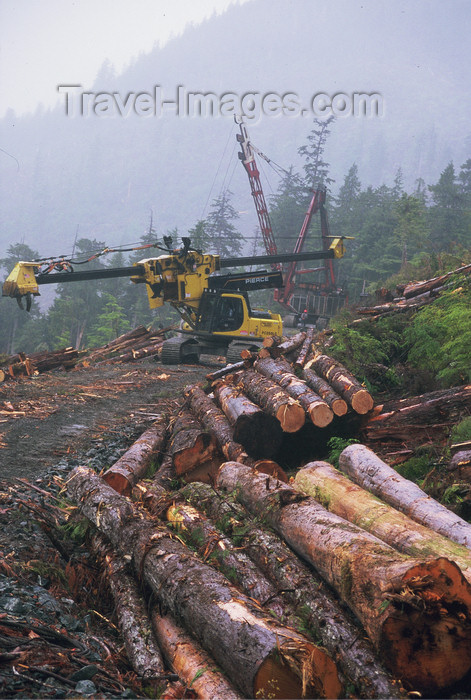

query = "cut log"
[
  {"left": 206, "top": 357, "right": 255, "bottom": 382},
  {"left": 262, "top": 335, "right": 282, "bottom": 349},
  {"left": 309, "top": 354, "right": 374, "bottom": 414},
  {"left": 91, "top": 534, "right": 165, "bottom": 678},
  {"left": 152, "top": 452, "right": 176, "bottom": 488},
  {"left": 301, "top": 368, "right": 348, "bottom": 417},
  {"left": 166, "top": 503, "right": 287, "bottom": 618},
  {"left": 213, "top": 380, "right": 283, "bottom": 459},
  {"left": 295, "top": 461, "right": 471, "bottom": 584},
  {"left": 179, "top": 481, "right": 401, "bottom": 699},
  {"left": 103, "top": 417, "right": 168, "bottom": 496},
  {"left": 339, "top": 444, "right": 471, "bottom": 549},
  {"left": 66, "top": 466, "right": 343, "bottom": 699},
  {"left": 119, "top": 340, "right": 164, "bottom": 363},
  {"left": 294, "top": 327, "right": 314, "bottom": 369},
  {"left": 217, "top": 461, "right": 471, "bottom": 693},
  {"left": 167, "top": 408, "right": 218, "bottom": 476},
  {"left": 150, "top": 610, "right": 242, "bottom": 699},
  {"left": 183, "top": 384, "right": 287, "bottom": 480},
  {"left": 235, "top": 369, "right": 305, "bottom": 433},
  {"left": 255, "top": 356, "right": 333, "bottom": 427},
  {"left": 270, "top": 331, "right": 306, "bottom": 358},
  {"left": 0, "top": 369, "right": 6, "bottom": 383}
]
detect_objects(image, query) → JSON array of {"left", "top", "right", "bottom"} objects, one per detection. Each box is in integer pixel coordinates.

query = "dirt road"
[{"left": 0, "top": 359, "right": 212, "bottom": 480}]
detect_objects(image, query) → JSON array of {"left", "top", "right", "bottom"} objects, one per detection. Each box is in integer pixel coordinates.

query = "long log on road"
[
  {"left": 309, "top": 355, "right": 374, "bottom": 414},
  {"left": 339, "top": 444, "right": 471, "bottom": 549},
  {"left": 150, "top": 610, "right": 242, "bottom": 699},
  {"left": 301, "top": 368, "right": 348, "bottom": 417},
  {"left": 295, "top": 461, "right": 471, "bottom": 584},
  {"left": 213, "top": 380, "right": 283, "bottom": 459},
  {"left": 91, "top": 534, "right": 165, "bottom": 679},
  {"left": 255, "top": 356, "right": 333, "bottom": 427},
  {"left": 179, "top": 481, "right": 401, "bottom": 699},
  {"left": 103, "top": 417, "right": 169, "bottom": 496},
  {"left": 66, "top": 466, "right": 342, "bottom": 699},
  {"left": 235, "top": 368, "right": 306, "bottom": 433},
  {"left": 217, "top": 461, "right": 471, "bottom": 693}
]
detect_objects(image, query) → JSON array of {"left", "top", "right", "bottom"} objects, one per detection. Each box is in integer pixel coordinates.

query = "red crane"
[{"left": 236, "top": 117, "right": 343, "bottom": 322}]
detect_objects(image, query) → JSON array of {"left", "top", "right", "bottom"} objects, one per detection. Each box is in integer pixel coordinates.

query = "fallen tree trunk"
[
  {"left": 448, "top": 449, "right": 471, "bottom": 480},
  {"left": 364, "top": 385, "right": 471, "bottom": 443},
  {"left": 184, "top": 384, "right": 287, "bottom": 481},
  {"left": 235, "top": 369, "right": 306, "bottom": 433},
  {"left": 179, "top": 481, "right": 401, "bottom": 699},
  {"left": 213, "top": 380, "right": 283, "bottom": 458},
  {"left": 339, "top": 444, "right": 471, "bottom": 549},
  {"left": 167, "top": 408, "right": 218, "bottom": 476},
  {"left": 301, "top": 368, "right": 348, "bottom": 417},
  {"left": 217, "top": 461, "right": 471, "bottom": 693},
  {"left": 92, "top": 534, "right": 165, "bottom": 678},
  {"left": 103, "top": 417, "right": 169, "bottom": 496},
  {"left": 255, "top": 356, "right": 333, "bottom": 427},
  {"left": 118, "top": 340, "right": 164, "bottom": 363},
  {"left": 150, "top": 610, "right": 242, "bottom": 699},
  {"left": 402, "top": 262, "right": 471, "bottom": 299},
  {"left": 166, "top": 503, "right": 287, "bottom": 618},
  {"left": 309, "top": 355, "right": 374, "bottom": 414},
  {"left": 295, "top": 461, "right": 471, "bottom": 584},
  {"left": 66, "top": 466, "right": 342, "bottom": 699}
]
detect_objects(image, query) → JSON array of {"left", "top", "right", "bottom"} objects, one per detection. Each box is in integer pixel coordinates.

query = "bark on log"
[
  {"left": 309, "top": 355, "right": 374, "bottom": 414},
  {"left": 448, "top": 449, "right": 471, "bottom": 480},
  {"left": 255, "top": 356, "right": 333, "bottom": 427},
  {"left": 103, "top": 417, "right": 169, "bottom": 496},
  {"left": 119, "top": 341, "right": 164, "bottom": 363},
  {"left": 339, "top": 444, "right": 471, "bottom": 549},
  {"left": 295, "top": 461, "right": 471, "bottom": 584},
  {"left": 294, "top": 328, "right": 315, "bottom": 369},
  {"left": 235, "top": 369, "right": 305, "bottom": 433},
  {"left": 150, "top": 610, "right": 242, "bottom": 699},
  {"left": 91, "top": 534, "right": 165, "bottom": 678},
  {"left": 213, "top": 380, "right": 283, "bottom": 459},
  {"left": 179, "top": 481, "right": 401, "bottom": 699},
  {"left": 152, "top": 452, "right": 176, "bottom": 488},
  {"left": 66, "top": 466, "right": 342, "bottom": 699},
  {"left": 217, "top": 461, "right": 471, "bottom": 693},
  {"left": 301, "top": 368, "right": 348, "bottom": 417},
  {"left": 167, "top": 408, "right": 218, "bottom": 476},
  {"left": 166, "top": 503, "right": 287, "bottom": 618},
  {"left": 183, "top": 385, "right": 287, "bottom": 480}
]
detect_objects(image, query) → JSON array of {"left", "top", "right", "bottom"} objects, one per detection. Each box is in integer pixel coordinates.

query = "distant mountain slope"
[{"left": 0, "top": 0, "right": 470, "bottom": 258}]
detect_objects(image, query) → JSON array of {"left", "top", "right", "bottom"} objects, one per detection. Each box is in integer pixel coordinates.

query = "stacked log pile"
[
  {"left": 353, "top": 261, "right": 471, "bottom": 321},
  {"left": 1, "top": 346, "right": 82, "bottom": 380},
  {"left": 62, "top": 335, "right": 471, "bottom": 697},
  {"left": 0, "top": 325, "right": 174, "bottom": 380},
  {"left": 80, "top": 324, "right": 174, "bottom": 365}
]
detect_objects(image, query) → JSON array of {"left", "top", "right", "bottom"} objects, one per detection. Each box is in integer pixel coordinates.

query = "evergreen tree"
[
  {"left": 205, "top": 189, "right": 243, "bottom": 257},
  {"left": 268, "top": 166, "right": 306, "bottom": 254},
  {"left": 188, "top": 219, "right": 211, "bottom": 251},
  {"left": 393, "top": 194, "right": 428, "bottom": 265},
  {"left": 298, "top": 116, "right": 335, "bottom": 190},
  {"left": 428, "top": 162, "right": 468, "bottom": 250}
]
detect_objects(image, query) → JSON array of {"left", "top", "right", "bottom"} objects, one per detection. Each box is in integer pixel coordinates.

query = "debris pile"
[{"left": 353, "top": 261, "right": 471, "bottom": 321}]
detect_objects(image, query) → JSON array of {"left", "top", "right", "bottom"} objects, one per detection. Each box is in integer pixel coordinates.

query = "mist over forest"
[
  {"left": 1, "top": 0, "right": 470, "bottom": 256},
  {"left": 0, "top": 0, "right": 470, "bottom": 355}
]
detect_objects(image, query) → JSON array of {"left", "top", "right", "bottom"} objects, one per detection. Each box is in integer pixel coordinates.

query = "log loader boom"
[{"left": 2, "top": 237, "right": 346, "bottom": 363}]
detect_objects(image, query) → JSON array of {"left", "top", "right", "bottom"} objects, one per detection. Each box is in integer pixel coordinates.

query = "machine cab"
[{"left": 196, "top": 290, "right": 282, "bottom": 338}]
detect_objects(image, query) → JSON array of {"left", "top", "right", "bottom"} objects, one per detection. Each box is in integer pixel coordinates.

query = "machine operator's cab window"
[{"left": 213, "top": 296, "right": 244, "bottom": 332}]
